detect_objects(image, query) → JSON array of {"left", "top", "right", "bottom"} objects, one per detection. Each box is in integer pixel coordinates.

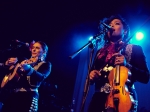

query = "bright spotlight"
[
  {"left": 136, "top": 32, "right": 144, "bottom": 40},
  {"left": 88, "top": 36, "right": 93, "bottom": 41}
]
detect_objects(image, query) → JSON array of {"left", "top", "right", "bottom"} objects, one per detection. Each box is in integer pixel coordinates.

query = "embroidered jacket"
[
  {"left": 91, "top": 44, "right": 149, "bottom": 89},
  {"left": 1, "top": 60, "right": 51, "bottom": 91},
  {"left": 16, "top": 61, "right": 52, "bottom": 90},
  {"left": 90, "top": 43, "right": 149, "bottom": 110}
]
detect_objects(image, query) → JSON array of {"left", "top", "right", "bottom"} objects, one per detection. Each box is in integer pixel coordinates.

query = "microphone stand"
[
  {"left": 0, "top": 49, "right": 12, "bottom": 54},
  {"left": 69, "top": 33, "right": 103, "bottom": 112},
  {"left": 69, "top": 34, "right": 101, "bottom": 59},
  {"left": 0, "top": 46, "right": 24, "bottom": 54},
  {"left": 80, "top": 47, "right": 94, "bottom": 112}
]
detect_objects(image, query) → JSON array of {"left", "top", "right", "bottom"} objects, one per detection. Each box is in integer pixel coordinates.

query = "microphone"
[
  {"left": 0, "top": 63, "right": 4, "bottom": 67},
  {"left": 100, "top": 22, "right": 114, "bottom": 32},
  {"left": 15, "top": 40, "right": 29, "bottom": 47}
]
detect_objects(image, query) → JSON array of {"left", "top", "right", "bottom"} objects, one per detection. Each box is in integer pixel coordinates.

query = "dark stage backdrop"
[{"left": 0, "top": 1, "right": 150, "bottom": 112}]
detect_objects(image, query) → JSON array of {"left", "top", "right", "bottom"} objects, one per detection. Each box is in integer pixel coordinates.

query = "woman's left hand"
[{"left": 113, "top": 53, "right": 127, "bottom": 66}]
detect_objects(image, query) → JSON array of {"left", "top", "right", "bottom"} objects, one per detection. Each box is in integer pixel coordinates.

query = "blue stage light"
[{"left": 135, "top": 32, "right": 144, "bottom": 40}]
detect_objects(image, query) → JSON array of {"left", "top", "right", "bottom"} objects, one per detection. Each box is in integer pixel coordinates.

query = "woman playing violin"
[
  {"left": 88, "top": 15, "right": 149, "bottom": 112},
  {"left": 1, "top": 41, "right": 52, "bottom": 112}
]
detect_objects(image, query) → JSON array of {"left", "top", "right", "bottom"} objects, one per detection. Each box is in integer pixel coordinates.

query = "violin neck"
[{"left": 114, "top": 65, "right": 120, "bottom": 85}]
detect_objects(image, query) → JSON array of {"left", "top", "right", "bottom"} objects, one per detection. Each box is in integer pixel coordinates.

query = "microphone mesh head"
[{"left": 25, "top": 43, "right": 29, "bottom": 47}]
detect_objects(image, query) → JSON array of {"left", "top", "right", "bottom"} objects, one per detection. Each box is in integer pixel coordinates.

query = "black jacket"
[{"left": 91, "top": 44, "right": 149, "bottom": 89}]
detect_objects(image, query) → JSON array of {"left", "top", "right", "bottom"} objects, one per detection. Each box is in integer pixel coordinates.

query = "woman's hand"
[
  {"left": 5, "top": 57, "right": 18, "bottom": 66},
  {"left": 112, "top": 53, "right": 127, "bottom": 66},
  {"left": 20, "top": 60, "right": 31, "bottom": 71},
  {"left": 89, "top": 70, "right": 101, "bottom": 81}
]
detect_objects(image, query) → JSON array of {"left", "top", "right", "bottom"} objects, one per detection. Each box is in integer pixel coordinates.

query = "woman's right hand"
[
  {"left": 89, "top": 70, "right": 101, "bottom": 81},
  {"left": 5, "top": 57, "right": 18, "bottom": 66}
]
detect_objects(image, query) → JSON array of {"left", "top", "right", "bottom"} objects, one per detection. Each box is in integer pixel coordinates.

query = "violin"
[
  {"left": 104, "top": 42, "right": 132, "bottom": 112},
  {"left": 105, "top": 65, "right": 132, "bottom": 112}
]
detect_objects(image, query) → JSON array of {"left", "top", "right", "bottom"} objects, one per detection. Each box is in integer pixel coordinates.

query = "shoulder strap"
[
  {"left": 27, "top": 61, "right": 46, "bottom": 88},
  {"left": 33, "top": 61, "right": 46, "bottom": 70}
]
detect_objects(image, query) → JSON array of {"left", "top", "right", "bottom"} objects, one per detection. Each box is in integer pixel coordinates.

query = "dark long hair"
[{"left": 98, "top": 14, "right": 130, "bottom": 48}]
